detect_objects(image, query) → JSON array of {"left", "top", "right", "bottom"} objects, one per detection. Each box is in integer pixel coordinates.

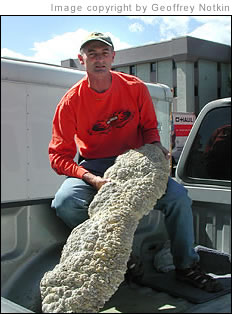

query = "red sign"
[
  {"left": 174, "top": 124, "right": 193, "bottom": 137},
  {"left": 172, "top": 112, "right": 196, "bottom": 163}
]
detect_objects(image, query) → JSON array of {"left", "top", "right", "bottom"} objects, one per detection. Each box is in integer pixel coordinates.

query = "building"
[{"left": 61, "top": 36, "right": 231, "bottom": 115}]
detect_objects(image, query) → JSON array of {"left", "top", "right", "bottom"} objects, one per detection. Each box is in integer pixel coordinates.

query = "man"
[{"left": 49, "top": 32, "right": 222, "bottom": 292}]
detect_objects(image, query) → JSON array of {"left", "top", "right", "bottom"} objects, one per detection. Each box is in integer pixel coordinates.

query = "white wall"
[{"left": 176, "top": 61, "right": 195, "bottom": 112}]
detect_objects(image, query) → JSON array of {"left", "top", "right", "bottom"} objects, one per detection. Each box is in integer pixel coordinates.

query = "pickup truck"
[{"left": 1, "top": 57, "right": 231, "bottom": 313}]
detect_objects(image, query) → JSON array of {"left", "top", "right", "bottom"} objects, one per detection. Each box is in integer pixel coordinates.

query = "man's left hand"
[{"left": 152, "top": 142, "right": 171, "bottom": 160}]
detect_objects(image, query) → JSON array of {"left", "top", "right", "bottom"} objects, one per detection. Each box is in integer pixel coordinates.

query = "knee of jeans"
[
  {"left": 161, "top": 189, "right": 192, "bottom": 217},
  {"left": 52, "top": 191, "right": 90, "bottom": 229},
  {"left": 52, "top": 190, "right": 88, "bottom": 214}
]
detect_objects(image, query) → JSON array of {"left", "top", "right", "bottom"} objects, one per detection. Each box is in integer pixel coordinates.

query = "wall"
[
  {"left": 221, "top": 63, "right": 231, "bottom": 98},
  {"left": 114, "top": 63, "right": 151, "bottom": 83},
  {"left": 136, "top": 63, "right": 150, "bottom": 83},
  {"left": 198, "top": 60, "right": 217, "bottom": 111},
  {"left": 113, "top": 66, "right": 129, "bottom": 74},
  {"left": 157, "top": 60, "right": 173, "bottom": 88},
  {"left": 176, "top": 61, "right": 195, "bottom": 112}
]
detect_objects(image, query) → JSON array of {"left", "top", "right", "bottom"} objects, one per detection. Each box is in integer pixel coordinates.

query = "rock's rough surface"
[{"left": 40, "top": 144, "right": 169, "bottom": 313}]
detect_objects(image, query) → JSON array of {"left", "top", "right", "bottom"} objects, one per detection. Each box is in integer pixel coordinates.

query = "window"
[
  {"left": 150, "top": 62, "right": 157, "bottom": 82},
  {"left": 129, "top": 65, "right": 136, "bottom": 76},
  {"left": 185, "top": 106, "right": 231, "bottom": 182},
  {"left": 172, "top": 60, "right": 176, "bottom": 69},
  {"left": 173, "top": 87, "right": 177, "bottom": 97},
  {"left": 150, "top": 62, "right": 156, "bottom": 72}
]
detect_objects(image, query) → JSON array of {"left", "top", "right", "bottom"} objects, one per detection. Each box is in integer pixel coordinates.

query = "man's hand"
[
  {"left": 152, "top": 142, "right": 171, "bottom": 160},
  {"left": 82, "top": 172, "right": 111, "bottom": 190}
]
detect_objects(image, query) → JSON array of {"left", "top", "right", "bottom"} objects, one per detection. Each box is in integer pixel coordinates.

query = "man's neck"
[{"left": 88, "top": 72, "right": 112, "bottom": 93}]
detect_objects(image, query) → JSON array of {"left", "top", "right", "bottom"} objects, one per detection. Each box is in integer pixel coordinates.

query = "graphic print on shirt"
[{"left": 88, "top": 110, "right": 135, "bottom": 135}]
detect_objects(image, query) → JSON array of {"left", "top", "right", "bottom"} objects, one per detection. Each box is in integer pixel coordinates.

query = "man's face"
[{"left": 78, "top": 41, "right": 115, "bottom": 75}]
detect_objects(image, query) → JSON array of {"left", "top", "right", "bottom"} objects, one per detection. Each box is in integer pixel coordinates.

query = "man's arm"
[
  {"left": 49, "top": 99, "right": 89, "bottom": 179},
  {"left": 138, "top": 84, "right": 170, "bottom": 160},
  {"left": 138, "top": 84, "right": 160, "bottom": 144},
  {"left": 137, "top": 84, "right": 170, "bottom": 160}
]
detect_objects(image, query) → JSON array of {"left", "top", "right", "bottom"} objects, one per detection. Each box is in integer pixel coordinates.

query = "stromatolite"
[{"left": 40, "top": 144, "right": 169, "bottom": 313}]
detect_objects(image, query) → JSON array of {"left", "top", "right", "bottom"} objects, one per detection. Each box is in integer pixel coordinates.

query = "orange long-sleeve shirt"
[{"left": 48, "top": 71, "right": 160, "bottom": 179}]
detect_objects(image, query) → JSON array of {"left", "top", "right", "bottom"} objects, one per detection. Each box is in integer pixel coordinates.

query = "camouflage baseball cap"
[{"left": 80, "top": 32, "right": 114, "bottom": 50}]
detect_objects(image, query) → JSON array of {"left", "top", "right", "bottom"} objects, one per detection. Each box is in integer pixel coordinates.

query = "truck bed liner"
[{"left": 2, "top": 242, "right": 231, "bottom": 313}]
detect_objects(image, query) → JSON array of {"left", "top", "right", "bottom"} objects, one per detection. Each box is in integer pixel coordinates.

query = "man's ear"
[
  {"left": 78, "top": 54, "right": 84, "bottom": 65},
  {"left": 112, "top": 51, "right": 116, "bottom": 62}
]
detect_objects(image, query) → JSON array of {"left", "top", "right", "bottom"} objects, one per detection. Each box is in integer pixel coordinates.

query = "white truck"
[{"left": 1, "top": 58, "right": 231, "bottom": 313}]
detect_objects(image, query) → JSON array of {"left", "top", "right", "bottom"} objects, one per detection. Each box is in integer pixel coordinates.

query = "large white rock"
[{"left": 40, "top": 144, "right": 169, "bottom": 313}]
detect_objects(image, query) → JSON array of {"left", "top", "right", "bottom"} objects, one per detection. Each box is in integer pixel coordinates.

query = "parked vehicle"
[{"left": 1, "top": 58, "right": 231, "bottom": 313}]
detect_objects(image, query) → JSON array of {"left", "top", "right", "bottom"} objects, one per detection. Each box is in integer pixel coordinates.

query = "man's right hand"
[{"left": 82, "top": 172, "right": 111, "bottom": 190}]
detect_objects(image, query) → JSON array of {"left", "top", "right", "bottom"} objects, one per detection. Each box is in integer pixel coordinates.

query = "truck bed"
[
  {"left": 1, "top": 202, "right": 231, "bottom": 313},
  {"left": 2, "top": 286, "right": 231, "bottom": 313}
]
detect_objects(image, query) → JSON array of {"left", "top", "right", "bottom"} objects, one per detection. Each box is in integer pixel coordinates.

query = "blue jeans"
[{"left": 52, "top": 173, "right": 199, "bottom": 269}]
